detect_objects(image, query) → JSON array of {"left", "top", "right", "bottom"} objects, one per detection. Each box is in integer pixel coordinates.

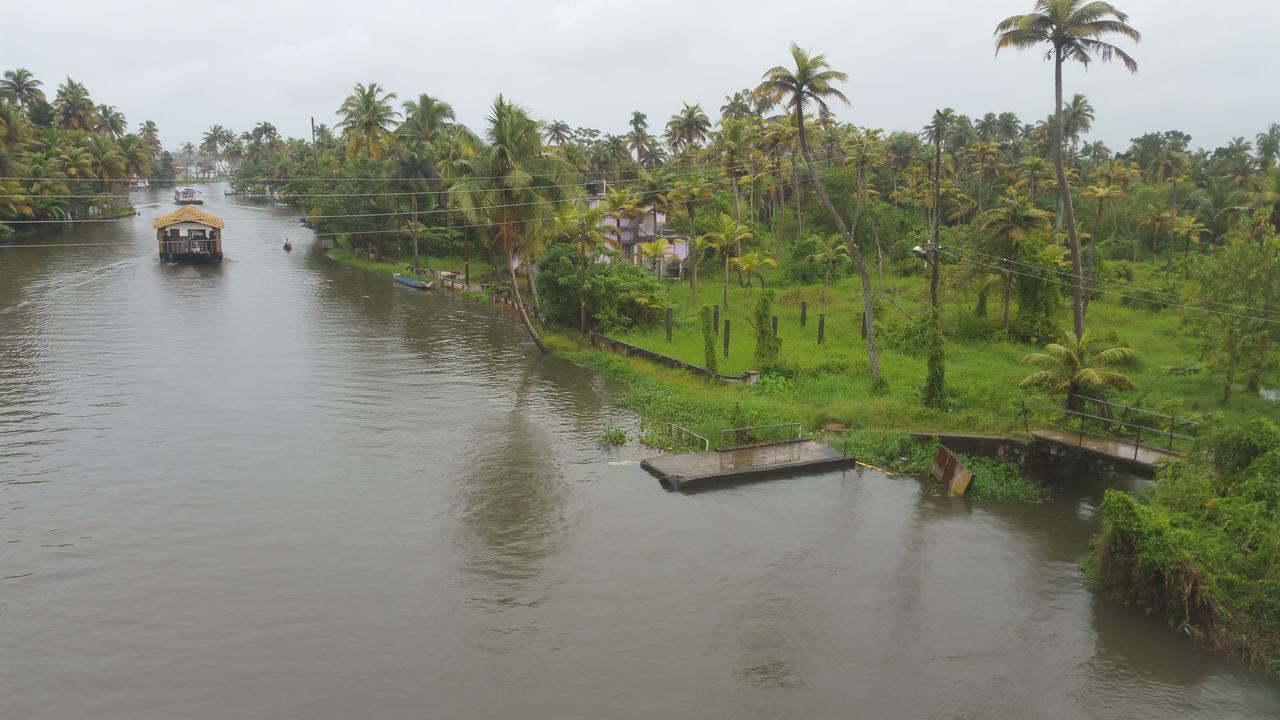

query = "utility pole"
[{"left": 927, "top": 109, "right": 945, "bottom": 308}]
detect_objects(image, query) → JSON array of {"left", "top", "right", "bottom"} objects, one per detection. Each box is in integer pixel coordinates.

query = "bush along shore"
[{"left": 1085, "top": 419, "right": 1280, "bottom": 676}]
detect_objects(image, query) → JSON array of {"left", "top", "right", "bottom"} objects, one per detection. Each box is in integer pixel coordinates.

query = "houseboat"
[
  {"left": 153, "top": 206, "right": 224, "bottom": 263},
  {"left": 173, "top": 186, "right": 203, "bottom": 205},
  {"left": 128, "top": 176, "right": 150, "bottom": 190}
]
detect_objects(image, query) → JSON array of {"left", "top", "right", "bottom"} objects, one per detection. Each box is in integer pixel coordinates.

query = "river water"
[{"left": 2, "top": 185, "right": 1278, "bottom": 719}]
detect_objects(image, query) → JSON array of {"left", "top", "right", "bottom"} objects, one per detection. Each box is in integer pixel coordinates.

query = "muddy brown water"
[{"left": 2, "top": 184, "right": 1278, "bottom": 719}]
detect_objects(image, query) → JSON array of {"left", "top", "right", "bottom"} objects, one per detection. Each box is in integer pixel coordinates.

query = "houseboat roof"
[{"left": 152, "top": 205, "right": 225, "bottom": 229}]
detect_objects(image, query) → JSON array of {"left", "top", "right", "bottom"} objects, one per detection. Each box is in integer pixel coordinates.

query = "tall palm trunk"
[
  {"left": 731, "top": 182, "right": 744, "bottom": 286},
  {"left": 1053, "top": 48, "right": 1086, "bottom": 341},
  {"left": 929, "top": 134, "right": 943, "bottom": 308},
  {"left": 1086, "top": 196, "right": 1103, "bottom": 317},
  {"left": 722, "top": 251, "right": 730, "bottom": 310},
  {"left": 1001, "top": 242, "right": 1018, "bottom": 332},
  {"left": 579, "top": 238, "right": 588, "bottom": 332},
  {"left": 500, "top": 219, "right": 548, "bottom": 353},
  {"left": 796, "top": 113, "right": 881, "bottom": 383},
  {"left": 524, "top": 249, "right": 543, "bottom": 325}
]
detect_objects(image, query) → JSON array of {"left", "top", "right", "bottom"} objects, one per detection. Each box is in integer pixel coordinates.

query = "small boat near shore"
[
  {"left": 393, "top": 273, "right": 433, "bottom": 290},
  {"left": 174, "top": 186, "right": 203, "bottom": 205}
]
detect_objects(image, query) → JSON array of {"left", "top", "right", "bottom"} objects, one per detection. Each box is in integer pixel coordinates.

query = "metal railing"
[
  {"left": 718, "top": 422, "right": 803, "bottom": 451},
  {"left": 665, "top": 423, "right": 710, "bottom": 452},
  {"left": 162, "top": 240, "right": 217, "bottom": 254},
  {"left": 1019, "top": 395, "right": 1200, "bottom": 458}
]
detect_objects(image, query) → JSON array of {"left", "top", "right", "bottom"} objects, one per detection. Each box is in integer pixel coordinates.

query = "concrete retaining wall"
[{"left": 589, "top": 333, "right": 759, "bottom": 384}]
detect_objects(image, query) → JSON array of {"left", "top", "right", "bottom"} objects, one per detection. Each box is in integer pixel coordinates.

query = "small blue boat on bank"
[{"left": 393, "top": 273, "right": 433, "bottom": 290}]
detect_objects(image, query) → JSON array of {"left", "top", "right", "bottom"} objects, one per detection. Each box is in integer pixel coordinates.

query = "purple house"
[{"left": 587, "top": 194, "right": 689, "bottom": 276}]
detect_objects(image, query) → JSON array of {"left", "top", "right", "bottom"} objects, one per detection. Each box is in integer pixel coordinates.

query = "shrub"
[
  {"left": 600, "top": 424, "right": 627, "bottom": 446},
  {"left": 921, "top": 308, "right": 947, "bottom": 410},
  {"left": 752, "top": 290, "right": 782, "bottom": 370},
  {"left": 536, "top": 244, "right": 668, "bottom": 333}
]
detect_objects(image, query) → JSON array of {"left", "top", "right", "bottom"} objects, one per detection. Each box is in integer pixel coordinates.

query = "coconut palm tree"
[
  {"left": 995, "top": 0, "right": 1140, "bottom": 341},
  {"left": 53, "top": 78, "right": 96, "bottom": 131},
  {"left": 1019, "top": 332, "right": 1135, "bottom": 415},
  {"left": 137, "top": 120, "right": 160, "bottom": 151},
  {"left": 804, "top": 233, "right": 850, "bottom": 304},
  {"left": 638, "top": 240, "right": 670, "bottom": 276},
  {"left": 731, "top": 251, "right": 777, "bottom": 296},
  {"left": 665, "top": 173, "right": 714, "bottom": 239},
  {"left": 1256, "top": 123, "right": 1280, "bottom": 173},
  {"left": 2, "top": 68, "right": 45, "bottom": 108},
  {"left": 978, "top": 192, "right": 1053, "bottom": 330},
  {"left": 544, "top": 120, "right": 572, "bottom": 146},
  {"left": 337, "top": 82, "right": 399, "bottom": 159},
  {"left": 1062, "top": 93, "right": 1094, "bottom": 148},
  {"left": 720, "top": 92, "right": 752, "bottom": 121},
  {"left": 449, "top": 95, "right": 577, "bottom": 353},
  {"left": 602, "top": 185, "right": 642, "bottom": 248},
  {"left": 95, "top": 105, "right": 126, "bottom": 138},
  {"left": 1078, "top": 182, "right": 1126, "bottom": 312},
  {"left": 700, "top": 213, "right": 752, "bottom": 309},
  {"left": 755, "top": 43, "right": 882, "bottom": 382},
  {"left": 685, "top": 235, "right": 715, "bottom": 301},
  {"left": 664, "top": 103, "right": 711, "bottom": 152},
  {"left": 553, "top": 203, "right": 608, "bottom": 331}
]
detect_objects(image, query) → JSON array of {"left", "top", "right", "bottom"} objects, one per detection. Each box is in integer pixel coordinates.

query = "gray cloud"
[{"left": 8, "top": 0, "right": 1278, "bottom": 152}]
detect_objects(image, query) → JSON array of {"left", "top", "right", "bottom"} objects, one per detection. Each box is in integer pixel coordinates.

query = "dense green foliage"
[
  {"left": 751, "top": 290, "right": 782, "bottom": 370},
  {"left": 1087, "top": 419, "right": 1280, "bottom": 675},
  {"left": 921, "top": 308, "right": 947, "bottom": 410},
  {"left": 535, "top": 243, "right": 667, "bottom": 333}
]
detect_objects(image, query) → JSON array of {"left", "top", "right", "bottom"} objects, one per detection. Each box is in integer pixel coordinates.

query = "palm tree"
[
  {"left": 731, "top": 251, "right": 777, "bottom": 296},
  {"left": 755, "top": 43, "right": 882, "bottom": 382},
  {"left": 554, "top": 203, "right": 608, "bottom": 331},
  {"left": 137, "top": 120, "right": 160, "bottom": 151},
  {"left": 700, "top": 213, "right": 752, "bottom": 309},
  {"left": 602, "top": 185, "right": 642, "bottom": 250},
  {"left": 337, "top": 82, "right": 399, "bottom": 158},
  {"left": 1062, "top": 93, "right": 1094, "bottom": 148},
  {"left": 449, "top": 95, "right": 577, "bottom": 353},
  {"left": 804, "top": 234, "right": 850, "bottom": 304},
  {"left": 2, "top": 68, "right": 45, "bottom": 107},
  {"left": 1019, "top": 332, "right": 1135, "bottom": 415},
  {"left": 638, "top": 240, "right": 670, "bottom": 276},
  {"left": 978, "top": 193, "right": 1053, "bottom": 330},
  {"left": 1078, "top": 182, "right": 1126, "bottom": 312},
  {"left": 995, "top": 0, "right": 1140, "bottom": 341},
  {"left": 544, "top": 120, "right": 572, "bottom": 146},
  {"left": 685, "top": 235, "right": 715, "bottom": 301},
  {"left": 666, "top": 174, "right": 714, "bottom": 238},
  {"left": 53, "top": 78, "right": 95, "bottom": 131},
  {"left": 664, "top": 103, "right": 711, "bottom": 153},
  {"left": 1256, "top": 123, "right": 1280, "bottom": 173},
  {"left": 95, "top": 105, "right": 126, "bottom": 138},
  {"left": 720, "top": 91, "right": 752, "bottom": 120}
]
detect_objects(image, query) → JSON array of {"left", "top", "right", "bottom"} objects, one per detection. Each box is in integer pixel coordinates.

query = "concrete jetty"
[{"left": 641, "top": 440, "right": 856, "bottom": 491}]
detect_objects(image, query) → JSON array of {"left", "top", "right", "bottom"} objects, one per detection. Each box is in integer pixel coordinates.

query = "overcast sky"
[{"left": 6, "top": 0, "right": 1278, "bottom": 152}]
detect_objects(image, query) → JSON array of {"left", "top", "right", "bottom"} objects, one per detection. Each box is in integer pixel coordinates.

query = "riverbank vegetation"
[
  {"left": 5, "top": 0, "right": 1278, "bottom": 675},
  {"left": 1087, "top": 418, "right": 1280, "bottom": 675},
  {"left": 0, "top": 71, "right": 173, "bottom": 236}
]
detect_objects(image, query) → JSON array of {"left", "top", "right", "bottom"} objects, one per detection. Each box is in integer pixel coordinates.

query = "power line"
[
  {"left": 0, "top": 151, "right": 880, "bottom": 225},
  {"left": 945, "top": 250, "right": 1280, "bottom": 324}
]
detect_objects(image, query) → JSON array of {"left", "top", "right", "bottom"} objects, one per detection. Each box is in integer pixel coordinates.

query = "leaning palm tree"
[
  {"left": 804, "top": 233, "right": 850, "bottom": 304},
  {"left": 337, "top": 81, "right": 399, "bottom": 158},
  {"left": 449, "top": 95, "right": 578, "bottom": 353},
  {"left": 995, "top": 1, "right": 1140, "bottom": 341},
  {"left": 2, "top": 68, "right": 45, "bottom": 107},
  {"left": 978, "top": 193, "right": 1053, "bottom": 331},
  {"left": 699, "top": 213, "right": 752, "bottom": 310},
  {"left": 755, "top": 43, "right": 882, "bottom": 382},
  {"left": 1019, "top": 332, "right": 1135, "bottom": 415}
]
